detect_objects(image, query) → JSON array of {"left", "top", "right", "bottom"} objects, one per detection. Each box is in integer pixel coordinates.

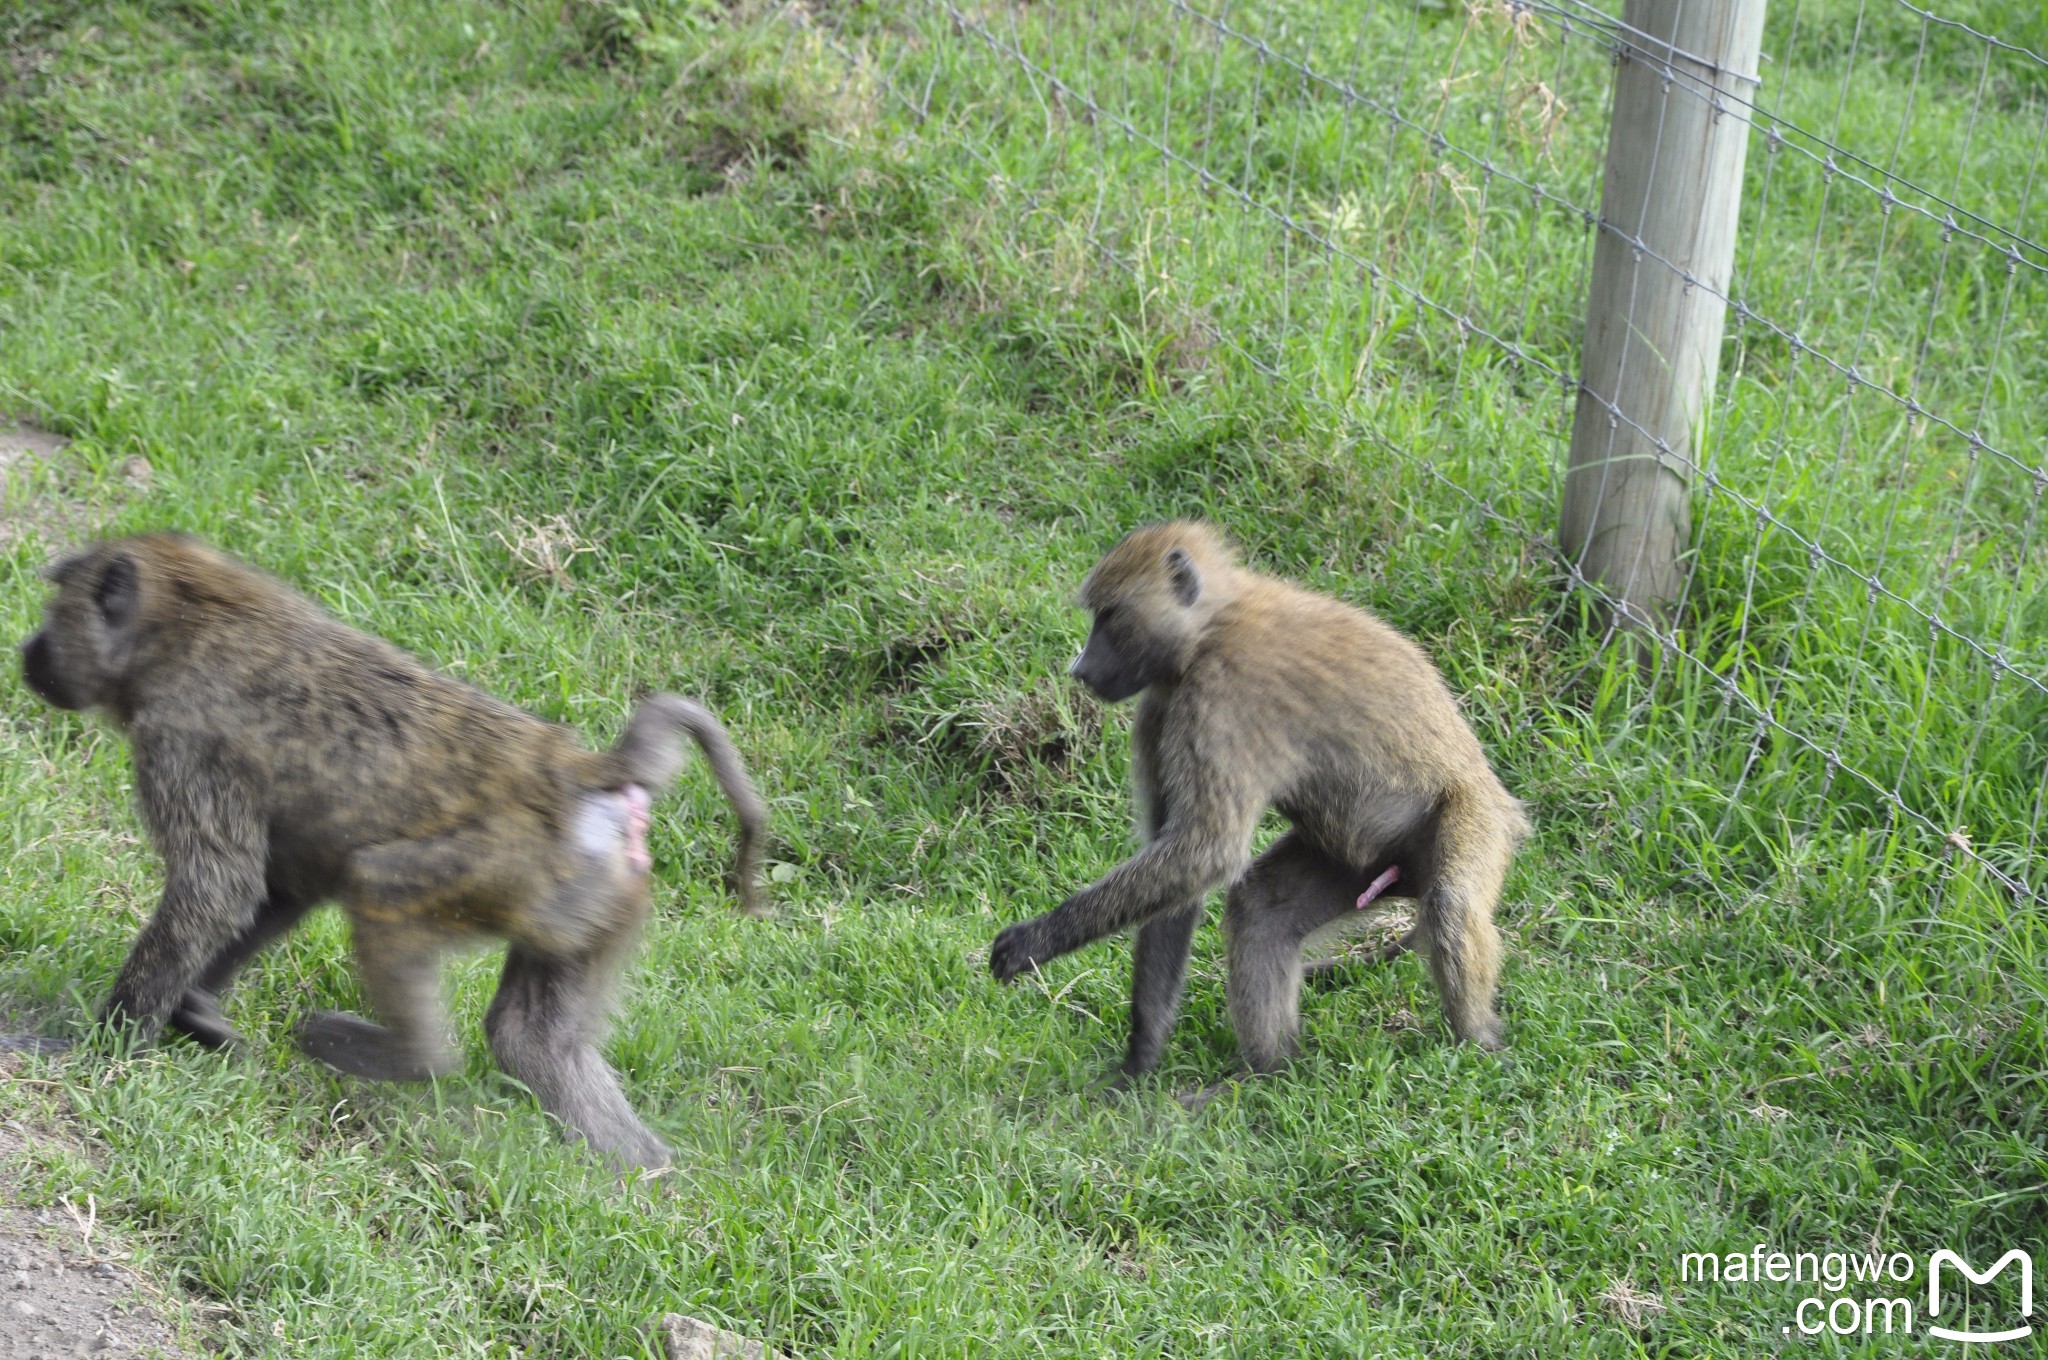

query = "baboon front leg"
[
  {"left": 102, "top": 752, "right": 268, "bottom": 1041},
  {"left": 102, "top": 855, "right": 267, "bottom": 1043},
  {"left": 167, "top": 993, "right": 238, "bottom": 1053},
  {"left": 1223, "top": 833, "right": 1375, "bottom": 1074},
  {"left": 171, "top": 890, "right": 317, "bottom": 1051},
  {"left": 1110, "top": 741, "right": 1205, "bottom": 1087},
  {"left": 192, "top": 890, "right": 316, "bottom": 993},
  {"left": 1114, "top": 901, "right": 1205, "bottom": 1083},
  {"left": 297, "top": 927, "right": 457, "bottom": 1082},
  {"left": 486, "top": 947, "right": 670, "bottom": 1173},
  {"left": 0, "top": 1035, "right": 71, "bottom": 1055}
]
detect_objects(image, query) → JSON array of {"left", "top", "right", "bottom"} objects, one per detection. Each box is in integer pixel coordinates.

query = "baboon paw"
[
  {"left": 1452, "top": 1013, "right": 1505, "bottom": 1051},
  {"left": 297, "top": 1010, "right": 448, "bottom": 1082},
  {"left": 612, "top": 1134, "right": 673, "bottom": 1176},
  {"left": 988, "top": 920, "right": 1049, "bottom": 983},
  {"left": 94, "top": 998, "right": 168, "bottom": 1048},
  {"left": 0, "top": 1034, "right": 73, "bottom": 1055},
  {"left": 296, "top": 1010, "right": 385, "bottom": 1074},
  {"left": 570, "top": 1120, "right": 672, "bottom": 1175},
  {"left": 1094, "top": 1068, "right": 1142, "bottom": 1100},
  {"left": 1176, "top": 1079, "right": 1235, "bottom": 1113},
  {"left": 171, "top": 990, "right": 245, "bottom": 1052}
]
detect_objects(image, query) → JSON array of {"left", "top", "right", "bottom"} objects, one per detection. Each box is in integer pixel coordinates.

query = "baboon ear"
[
  {"left": 40, "top": 550, "right": 86, "bottom": 583},
  {"left": 94, "top": 554, "right": 140, "bottom": 628},
  {"left": 1164, "top": 547, "right": 1201, "bottom": 606}
]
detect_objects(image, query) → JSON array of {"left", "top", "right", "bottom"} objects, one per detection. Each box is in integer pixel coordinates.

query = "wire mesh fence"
[{"left": 797, "top": 0, "right": 2046, "bottom": 911}]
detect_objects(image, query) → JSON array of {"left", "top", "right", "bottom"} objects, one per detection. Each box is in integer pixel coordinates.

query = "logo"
[
  {"left": 1927, "top": 1250, "right": 2034, "bottom": 1344},
  {"left": 1676, "top": 1243, "right": 2037, "bottom": 1342}
]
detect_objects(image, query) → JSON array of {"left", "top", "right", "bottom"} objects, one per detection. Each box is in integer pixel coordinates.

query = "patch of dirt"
[
  {"left": 0, "top": 1052, "right": 192, "bottom": 1360},
  {"left": 0, "top": 422, "right": 67, "bottom": 466},
  {"left": 963, "top": 679, "right": 1102, "bottom": 803},
  {"left": 0, "top": 421, "right": 72, "bottom": 554},
  {"left": 657, "top": 1313, "right": 783, "bottom": 1360},
  {"left": 869, "top": 625, "right": 957, "bottom": 693},
  {"left": 1302, "top": 903, "right": 1418, "bottom": 982},
  {"left": 0, "top": 420, "right": 151, "bottom": 553}
]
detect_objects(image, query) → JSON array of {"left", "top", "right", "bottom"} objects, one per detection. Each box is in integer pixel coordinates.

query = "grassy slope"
[{"left": 0, "top": 0, "right": 2043, "bottom": 1355}]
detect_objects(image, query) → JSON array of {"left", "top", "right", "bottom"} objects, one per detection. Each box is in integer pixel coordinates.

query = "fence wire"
[{"left": 802, "top": 0, "right": 2047, "bottom": 910}]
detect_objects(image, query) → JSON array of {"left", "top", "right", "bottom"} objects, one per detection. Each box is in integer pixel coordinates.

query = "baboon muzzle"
[{"left": 19, "top": 632, "right": 79, "bottom": 710}]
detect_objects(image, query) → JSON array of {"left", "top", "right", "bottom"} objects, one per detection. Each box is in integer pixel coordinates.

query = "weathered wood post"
[{"left": 1561, "top": 0, "right": 1768, "bottom": 633}]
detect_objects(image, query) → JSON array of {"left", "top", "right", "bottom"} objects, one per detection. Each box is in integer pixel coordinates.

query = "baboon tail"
[
  {"left": 613, "top": 694, "right": 769, "bottom": 916},
  {"left": 1417, "top": 783, "right": 1524, "bottom": 1049}
]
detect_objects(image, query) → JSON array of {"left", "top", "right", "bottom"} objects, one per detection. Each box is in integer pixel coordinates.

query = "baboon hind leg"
[
  {"left": 486, "top": 946, "right": 669, "bottom": 1173},
  {"left": 297, "top": 926, "right": 458, "bottom": 1082},
  {"left": 1223, "top": 832, "right": 1384, "bottom": 1074},
  {"left": 300, "top": 829, "right": 519, "bottom": 1080},
  {"left": 1416, "top": 792, "right": 1511, "bottom": 1049}
]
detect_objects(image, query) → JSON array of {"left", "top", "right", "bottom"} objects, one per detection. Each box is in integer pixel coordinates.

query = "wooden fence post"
[{"left": 1561, "top": 0, "right": 1769, "bottom": 632}]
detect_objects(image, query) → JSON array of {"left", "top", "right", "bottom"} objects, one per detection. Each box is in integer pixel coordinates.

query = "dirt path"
[
  {"left": 0, "top": 421, "right": 71, "bottom": 554},
  {"left": 0, "top": 418, "right": 150, "bottom": 553},
  {"left": 0, "top": 1044, "right": 192, "bottom": 1360}
]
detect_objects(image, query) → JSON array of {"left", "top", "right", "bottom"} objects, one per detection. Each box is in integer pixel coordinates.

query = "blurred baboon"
[
  {"left": 19, "top": 534, "right": 767, "bottom": 1170},
  {"left": 989, "top": 521, "right": 1527, "bottom": 1084}
]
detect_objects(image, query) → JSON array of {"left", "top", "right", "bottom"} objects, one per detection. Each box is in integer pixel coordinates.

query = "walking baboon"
[
  {"left": 989, "top": 521, "right": 1527, "bottom": 1084},
  {"left": 18, "top": 533, "right": 768, "bottom": 1171}
]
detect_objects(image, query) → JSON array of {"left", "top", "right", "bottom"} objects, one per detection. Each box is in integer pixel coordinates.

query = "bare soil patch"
[
  {"left": 0, "top": 421, "right": 152, "bottom": 553},
  {"left": 0, "top": 421, "right": 73, "bottom": 553},
  {"left": 0, "top": 1049, "right": 191, "bottom": 1360}
]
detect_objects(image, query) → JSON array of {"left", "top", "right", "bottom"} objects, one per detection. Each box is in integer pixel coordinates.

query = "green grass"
[{"left": 1, "top": 0, "right": 2043, "bottom": 1355}]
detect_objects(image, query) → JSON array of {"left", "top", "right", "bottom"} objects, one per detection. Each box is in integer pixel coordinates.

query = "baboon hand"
[
  {"left": 95, "top": 993, "right": 170, "bottom": 1046},
  {"left": 988, "top": 918, "right": 1054, "bottom": 983},
  {"left": 170, "top": 988, "right": 246, "bottom": 1052}
]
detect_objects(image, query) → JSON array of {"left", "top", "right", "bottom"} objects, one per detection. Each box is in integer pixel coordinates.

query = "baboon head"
[
  {"left": 21, "top": 544, "right": 146, "bottom": 712},
  {"left": 20, "top": 534, "right": 240, "bottom": 715},
  {"left": 1069, "top": 521, "right": 1241, "bottom": 703}
]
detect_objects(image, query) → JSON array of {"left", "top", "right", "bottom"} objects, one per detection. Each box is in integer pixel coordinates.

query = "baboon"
[
  {"left": 989, "top": 521, "right": 1527, "bottom": 1086},
  {"left": 18, "top": 533, "right": 768, "bottom": 1171}
]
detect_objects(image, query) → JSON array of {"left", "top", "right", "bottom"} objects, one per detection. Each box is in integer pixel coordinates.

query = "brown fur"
[
  {"left": 19, "top": 533, "right": 768, "bottom": 1171},
  {"left": 989, "top": 521, "right": 1527, "bottom": 1081}
]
